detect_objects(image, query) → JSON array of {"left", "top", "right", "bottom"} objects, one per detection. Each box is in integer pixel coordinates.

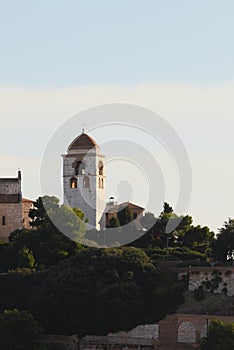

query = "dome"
[{"left": 68, "top": 131, "right": 99, "bottom": 150}]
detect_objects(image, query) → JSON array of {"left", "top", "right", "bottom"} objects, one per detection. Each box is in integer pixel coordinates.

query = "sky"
[{"left": 0, "top": 1, "right": 234, "bottom": 232}]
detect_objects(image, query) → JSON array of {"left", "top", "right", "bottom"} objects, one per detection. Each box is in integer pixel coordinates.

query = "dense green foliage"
[
  {"left": 200, "top": 319, "right": 234, "bottom": 350},
  {"left": 134, "top": 203, "right": 215, "bottom": 262},
  {"left": 0, "top": 196, "right": 85, "bottom": 272},
  {"left": 193, "top": 286, "right": 205, "bottom": 301},
  {"left": 1, "top": 196, "right": 234, "bottom": 340},
  {"left": 0, "top": 309, "right": 43, "bottom": 350},
  {"left": 29, "top": 195, "right": 87, "bottom": 242},
  {"left": 0, "top": 248, "right": 184, "bottom": 336},
  {"left": 212, "top": 219, "right": 234, "bottom": 263}
]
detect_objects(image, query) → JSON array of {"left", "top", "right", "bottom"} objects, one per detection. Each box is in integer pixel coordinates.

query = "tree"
[
  {"left": 0, "top": 243, "right": 19, "bottom": 272},
  {"left": 212, "top": 219, "right": 234, "bottom": 263},
  {"left": 200, "top": 319, "right": 234, "bottom": 350},
  {"left": 108, "top": 217, "right": 120, "bottom": 228},
  {"left": 8, "top": 227, "right": 80, "bottom": 269},
  {"left": 18, "top": 246, "right": 37, "bottom": 269},
  {"left": 162, "top": 202, "right": 173, "bottom": 214},
  {"left": 29, "top": 247, "right": 184, "bottom": 336},
  {"left": 0, "top": 309, "right": 43, "bottom": 350},
  {"left": 6, "top": 196, "right": 88, "bottom": 270},
  {"left": 29, "top": 196, "right": 60, "bottom": 229},
  {"left": 28, "top": 196, "right": 87, "bottom": 242},
  {"left": 177, "top": 225, "right": 214, "bottom": 255},
  {"left": 144, "top": 203, "right": 192, "bottom": 248},
  {"left": 8, "top": 230, "right": 83, "bottom": 271},
  {"left": 133, "top": 203, "right": 192, "bottom": 249}
]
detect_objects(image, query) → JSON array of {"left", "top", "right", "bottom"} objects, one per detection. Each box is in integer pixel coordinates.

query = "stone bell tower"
[{"left": 62, "top": 130, "right": 106, "bottom": 230}]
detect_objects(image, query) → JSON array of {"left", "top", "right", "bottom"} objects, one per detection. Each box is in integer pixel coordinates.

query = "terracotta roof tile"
[
  {"left": 22, "top": 198, "right": 34, "bottom": 203},
  {"left": 68, "top": 133, "right": 99, "bottom": 150}
]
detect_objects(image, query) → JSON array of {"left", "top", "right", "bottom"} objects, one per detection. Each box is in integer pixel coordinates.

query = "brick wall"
[{"left": 159, "top": 313, "right": 234, "bottom": 344}]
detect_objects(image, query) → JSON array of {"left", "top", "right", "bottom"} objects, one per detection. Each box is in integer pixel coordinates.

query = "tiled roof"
[
  {"left": 106, "top": 202, "right": 144, "bottom": 214},
  {"left": 22, "top": 198, "right": 34, "bottom": 203},
  {"left": 68, "top": 133, "right": 99, "bottom": 150}
]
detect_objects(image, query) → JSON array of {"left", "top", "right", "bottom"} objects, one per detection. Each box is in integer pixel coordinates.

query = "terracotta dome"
[{"left": 68, "top": 132, "right": 99, "bottom": 150}]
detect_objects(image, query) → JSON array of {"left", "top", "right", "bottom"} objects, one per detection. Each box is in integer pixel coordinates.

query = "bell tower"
[{"left": 62, "top": 130, "right": 106, "bottom": 230}]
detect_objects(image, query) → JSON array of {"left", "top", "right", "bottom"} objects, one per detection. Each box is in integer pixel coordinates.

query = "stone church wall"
[
  {"left": 0, "top": 180, "right": 21, "bottom": 194},
  {"left": 0, "top": 202, "right": 22, "bottom": 241}
]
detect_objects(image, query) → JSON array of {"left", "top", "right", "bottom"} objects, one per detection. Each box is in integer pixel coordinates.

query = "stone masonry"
[
  {"left": 62, "top": 132, "right": 106, "bottom": 230},
  {"left": 0, "top": 171, "right": 33, "bottom": 241},
  {"left": 178, "top": 266, "right": 234, "bottom": 296}
]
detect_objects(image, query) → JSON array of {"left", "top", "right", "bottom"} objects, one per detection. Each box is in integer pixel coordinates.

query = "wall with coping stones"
[
  {"left": 38, "top": 324, "right": 158, "bottom": 350},
  {"left": 107, "top": 324, "right": 159, "bottom": 340},
  {"left": 38, "top": 315, "right": 234, "bottom": 350}
]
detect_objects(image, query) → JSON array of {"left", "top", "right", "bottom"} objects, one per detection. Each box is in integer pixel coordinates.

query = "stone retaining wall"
[{"left": 178, "top": 267, "right": 234, "bottom": 296}]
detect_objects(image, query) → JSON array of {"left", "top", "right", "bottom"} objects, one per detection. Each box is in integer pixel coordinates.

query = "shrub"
[
  {"left": 193, "top": 286, "right": 204, "bottom": 301},
  {"left": 0, "top": 309, "right": 43, "bottom": 350}
]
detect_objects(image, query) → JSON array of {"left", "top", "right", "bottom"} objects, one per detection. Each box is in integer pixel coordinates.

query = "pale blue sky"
[
  {"left": 0, "top": 0, "right": 234, "bottom": 86},
  {"left": 1, "top": 1, "right": 234, "bottom": 232}
]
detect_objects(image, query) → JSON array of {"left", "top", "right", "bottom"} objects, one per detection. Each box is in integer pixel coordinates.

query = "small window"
[
  {"left": 70, "top": 178, "right": 77, "bottom": 189},
  {"left": 2, "top": 216, "right": 6, "bottom": 226},
  {"left": 75, "top": 161, "right": 85, "bottom": 176},
  {"left": 102, "top": 178, "right": 104, "bottom": 189},
  {"left": 133, "top": 212, "right": 137, "bottom": 219},
  {"left": 99, "top": 178, "right": 101, "bottom": 188},
  {"left": 99, "top": 161, "right": 104, "bottom": 176},
  {"left": 83, "top": 176, "right": 90, "bottom": 188}
]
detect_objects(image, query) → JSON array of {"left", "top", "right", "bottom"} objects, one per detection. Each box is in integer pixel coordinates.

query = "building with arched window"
[
  {"left": 62, "top": 130, "right": 145, "bottom": 231},
  {"left": 62, "top": 130, "right": 106, "bottom": 230}
]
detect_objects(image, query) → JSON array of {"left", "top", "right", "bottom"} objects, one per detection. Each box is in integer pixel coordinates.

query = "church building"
[
  {"left": 1, "top": 131, "right": 144, "bottom": 240},
  {"left": 62, "top": 130, "right": 144, "bottom": 230},
  {"left": 0, "top": 171, "right": 33, "bottom": 241}
]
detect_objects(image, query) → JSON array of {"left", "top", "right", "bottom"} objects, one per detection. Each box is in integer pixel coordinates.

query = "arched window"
[
  {"left": 178, "top": 321, "right": 196, "bottom": 343},
  {"left": 83, "top": 176, "right": 90, "bottom": 188},
  {"left": 70, "top": 177, "right": 77, "bottom": 189},
  {"left": 75, "top": 161, "right": 85, "bottom": 175},
  {"left": 99, "top": 161, "right": 104, "bottom": 176}
]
